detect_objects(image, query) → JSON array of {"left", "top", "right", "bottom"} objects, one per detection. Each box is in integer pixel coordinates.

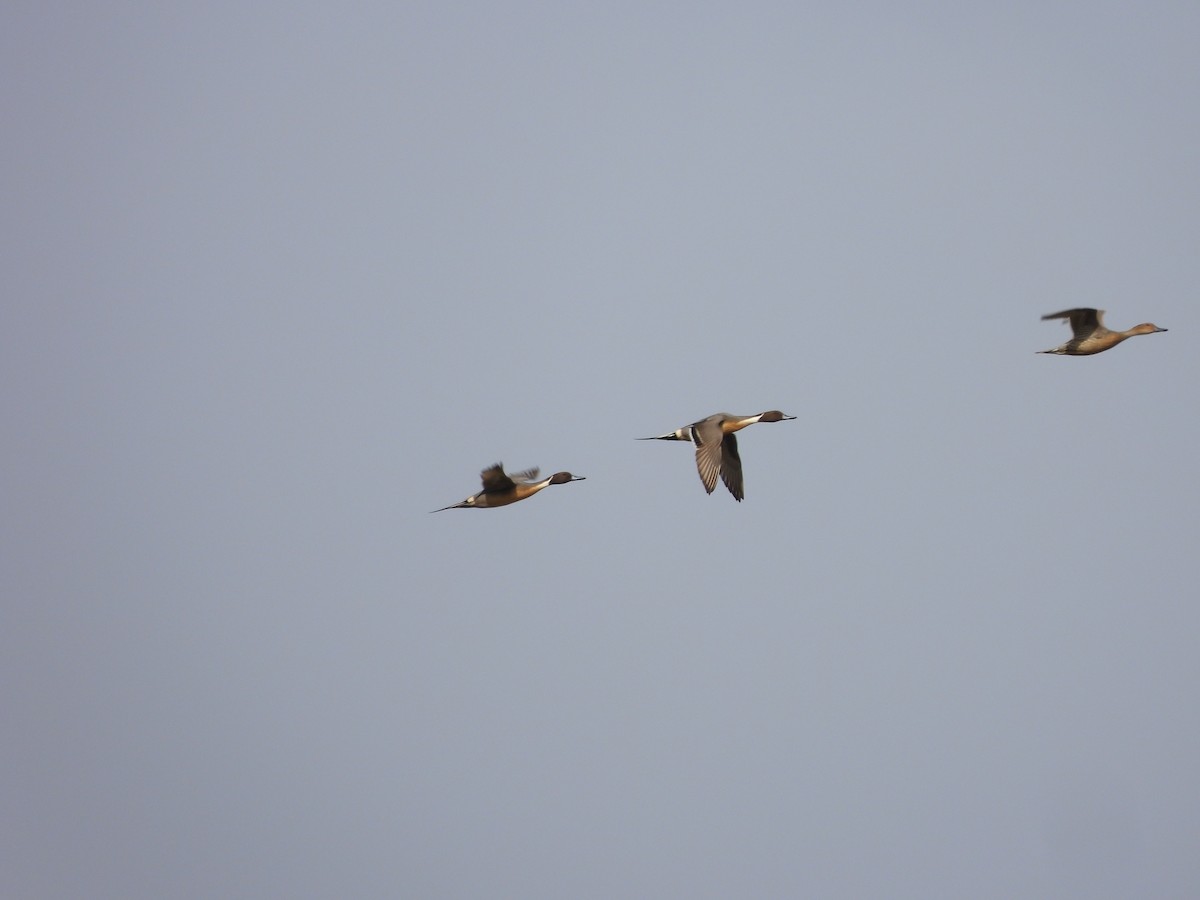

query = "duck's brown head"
[
  {"left": 1130, "top": 322, "right": 1168, "bottom": 336},
  {"left": 759, "top": 410, "right": 796, "bottom": 423}
]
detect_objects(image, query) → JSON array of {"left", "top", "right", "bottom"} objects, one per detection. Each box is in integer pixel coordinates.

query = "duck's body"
[
  {"left": 432, "top": 464, "right": 584, "bottom": 511},
  {"left": 1038, "top": 308, "right": 1167, "bottom": 356},
  {"left": 638, "top": 410, "right": 795, "bottom": 501}
]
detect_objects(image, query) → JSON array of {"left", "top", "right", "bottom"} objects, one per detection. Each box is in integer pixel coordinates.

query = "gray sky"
[{"left": 3, "top": 3, "right": 1199, "bottom": 898}]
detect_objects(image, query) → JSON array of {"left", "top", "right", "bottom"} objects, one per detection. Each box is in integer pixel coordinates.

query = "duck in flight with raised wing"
[
  {"left": 1038, "top": 308, "right": 1167, "bottom": 356},
  {"left": 432, "top": 464, "right": 585, "bottom": 512}
]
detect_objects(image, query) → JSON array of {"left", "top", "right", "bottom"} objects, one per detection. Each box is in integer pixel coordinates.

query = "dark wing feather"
[
  {"left": 480, "top": 463, "right": 516, "bottom": 493},
  {"left": 1042, "top": 308, "right": 1101, "bottom": 338},
  {"left": 719, "top": 432, "right": 744, "bottom": 501}
]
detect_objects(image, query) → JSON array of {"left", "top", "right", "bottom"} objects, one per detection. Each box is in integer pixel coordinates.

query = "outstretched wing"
[
  {"left": 506, "top": 467, "right": 541, "bottom": 484},
  {"left": 719, "top": 433, "right": 744, "bottom": 501},
  {"left": 1042, "top": 308, "right": 1102, "bottom": 338},
  {"left": 479, "top": 463, "right": 516, "bottom": 493},
  {"left": 692, "top": 423, "right": 723, "bottom": 495}
]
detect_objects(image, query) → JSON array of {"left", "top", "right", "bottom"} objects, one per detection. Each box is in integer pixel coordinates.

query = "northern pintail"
[
  {"left": 638, "top": 411, "right": 795, "bottom": 501},
  {"left": 432, "top": 464, "right": 585, "bottom": 512},
  {"left": 1038, "top": 308, "right": 1167, "bottom": 356}
]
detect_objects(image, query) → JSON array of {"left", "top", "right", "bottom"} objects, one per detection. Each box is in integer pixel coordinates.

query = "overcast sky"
[{"left": 3, "top": 3, "right": 1199, "bottom": 898}]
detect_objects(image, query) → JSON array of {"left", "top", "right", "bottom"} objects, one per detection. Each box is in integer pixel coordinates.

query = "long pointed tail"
[{"left": 637, "top": 429, "right": 690, "bottom": 441}]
